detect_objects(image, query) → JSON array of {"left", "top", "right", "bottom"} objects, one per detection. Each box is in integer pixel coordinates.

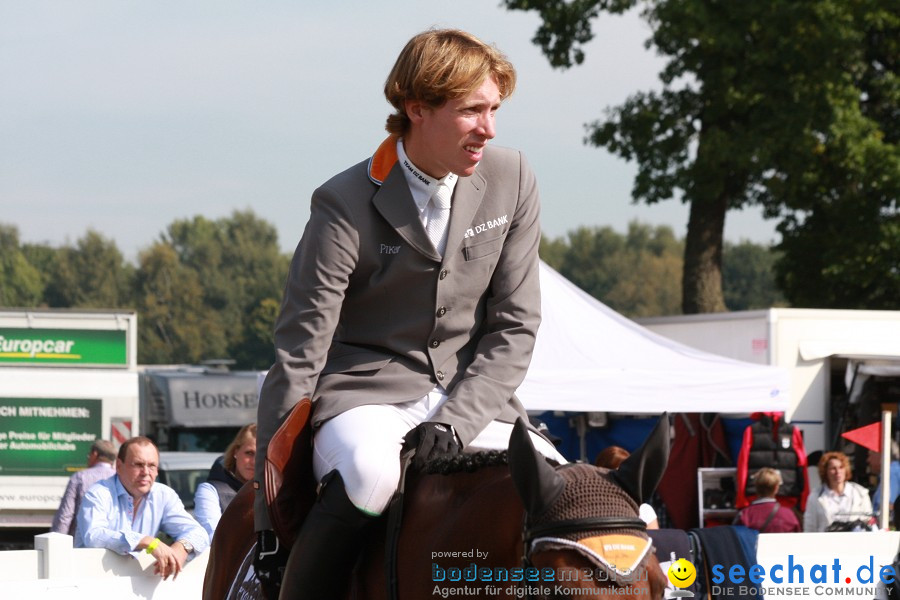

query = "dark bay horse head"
[{"left": 508, "top": 415, "right": 670, "bottom": 598}]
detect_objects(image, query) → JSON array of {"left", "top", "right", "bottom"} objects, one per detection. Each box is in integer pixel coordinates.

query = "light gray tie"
[{"left": 426, "top": 183, "right": 452, "bottom": 255}]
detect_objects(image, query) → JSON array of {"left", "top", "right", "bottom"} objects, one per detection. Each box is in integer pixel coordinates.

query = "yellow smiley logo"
[{"left": 667, "top": 558, "right": 697, "bottom": 588}]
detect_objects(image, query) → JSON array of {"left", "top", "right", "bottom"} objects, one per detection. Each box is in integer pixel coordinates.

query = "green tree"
[
  {"left": 554, "top": 225, "right": 627, "bottom": 302},
  {"left": 503, "top": 0, "right": 897, "bottom": 313},
  {"left": 542, "top": 222, "right": 782, "bottom": 315},
  {"left": 541, "top": 222, "right": 683, "bottom": 317},
  {"left": 538, "top": 235, "right": 568, "bottom": 268},
  {"left": 238, "top": 297, "right": 282, "bottom": 369},
  {"left": 773, "top": 4, "right": 900, "bottom": 309},
  {"left": 20, "top": 242, "right": 58, "bottom": 300},
  {"left": 134, "top": 242, "right": 227, "bottom": 364},
  {"left": 0, "top": 224, "right": 44, "bottom": 307},
  {"left": 604, "top": 223, "right": 682, "bottom": 317},
  {"left": 775, "top": 187, "right": 899, "bottom": 309},
  {"left": 160, "top": 210, "right": 288, "bottom": 368},
  {"left": 722, "top": 241, "right": 786, "bottom": 311},
  {"left": 43, "top": 230, "right": 134, "bottom": 308}
]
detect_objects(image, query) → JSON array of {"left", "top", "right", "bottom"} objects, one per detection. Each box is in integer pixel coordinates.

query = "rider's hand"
[{"left": 403, "top": 421, "right": 461, "bottom": 467}]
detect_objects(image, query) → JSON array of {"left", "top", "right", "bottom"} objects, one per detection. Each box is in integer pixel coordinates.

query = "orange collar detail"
[{"left": 367, "top": 136, "right": 399, "bottom": 185}]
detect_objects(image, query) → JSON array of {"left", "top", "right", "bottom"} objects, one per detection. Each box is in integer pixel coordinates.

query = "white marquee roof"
[{"left": 517, "top": 262, "right": 790, "bottom": 414}]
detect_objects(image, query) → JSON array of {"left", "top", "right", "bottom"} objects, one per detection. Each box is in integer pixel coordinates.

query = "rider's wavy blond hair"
[{"left": 383, "top": 29, "right": 516, "bottom": 137}]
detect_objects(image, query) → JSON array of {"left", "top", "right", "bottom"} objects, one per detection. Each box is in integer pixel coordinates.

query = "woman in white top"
[
  {"left": 193, "top": 424, "right": 257, "bottom": 538},
  {"left": 804, "top": 450, "right": 873, "bottom": 532}
]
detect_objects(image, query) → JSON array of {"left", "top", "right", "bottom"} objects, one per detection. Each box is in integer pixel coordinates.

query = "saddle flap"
[{"left": 264, "top": 397, "right": 316, "bottom": 547}]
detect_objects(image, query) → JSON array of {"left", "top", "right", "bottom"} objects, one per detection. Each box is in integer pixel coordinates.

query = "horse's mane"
[{"left": 422, "top": 450, "right": 508, "bottom": 474}]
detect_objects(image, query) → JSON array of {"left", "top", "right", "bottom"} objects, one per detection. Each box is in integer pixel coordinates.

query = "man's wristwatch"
[{"left": 177, "top": 539, "right": 194, "bottom": 554}]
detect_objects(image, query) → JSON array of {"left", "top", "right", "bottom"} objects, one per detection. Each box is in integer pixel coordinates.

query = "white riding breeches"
[{"left": 312, "top": 388, "right": 566, "bottom": 515}]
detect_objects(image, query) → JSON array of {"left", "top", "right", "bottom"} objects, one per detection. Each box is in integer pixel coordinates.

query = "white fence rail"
[
  {"left": 2, "top": 530, "right": 899, "bottom": 600},
  {"left": 0, "top": 532, "right": 208, "bottom": 599}
]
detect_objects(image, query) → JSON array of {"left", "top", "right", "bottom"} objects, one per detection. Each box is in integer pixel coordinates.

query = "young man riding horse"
[{"left": 254, "top": 28, "right": 563, "bottom": 599}]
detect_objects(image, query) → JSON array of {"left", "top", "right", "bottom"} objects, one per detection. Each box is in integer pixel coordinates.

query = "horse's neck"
[{"left": 405, "top": 465, "right": 524, "bottom": 559}]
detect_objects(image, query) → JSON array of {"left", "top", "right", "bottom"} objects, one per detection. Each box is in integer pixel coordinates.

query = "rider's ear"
[
  {"left": 613, "top": 413, "right": 670, "bottom": 505},
  {"left": 508, "top": 418, "right": 565, "bottom": 516}
]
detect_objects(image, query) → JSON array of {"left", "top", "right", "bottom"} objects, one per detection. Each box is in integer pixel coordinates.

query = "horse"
[
  {"left": 203, "top": 482, "right": 260, "bottom": 599},
  {"left": 205, "top": 415, "right": 670, "bottom": 600}
]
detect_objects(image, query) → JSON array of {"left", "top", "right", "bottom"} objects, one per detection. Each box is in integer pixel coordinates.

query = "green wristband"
[{"left": 145, "top": 537, "right": 160, "bottom": 554}]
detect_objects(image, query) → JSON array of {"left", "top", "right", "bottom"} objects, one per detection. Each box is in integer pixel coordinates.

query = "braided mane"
[{"left": 422, "top": 450, "right": 509, "bottom": 475}]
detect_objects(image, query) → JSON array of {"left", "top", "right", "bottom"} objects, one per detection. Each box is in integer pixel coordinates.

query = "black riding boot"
[{"left": 278, "top": 470, "right": 374, "bottom": 600}]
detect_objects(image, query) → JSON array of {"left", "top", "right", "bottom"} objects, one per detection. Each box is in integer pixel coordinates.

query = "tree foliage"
[
  {"left": 503, "top": 0, "right": 899, "bottom": 312},
  {"left": 775, "top": 188, "right": 899, "bottom": 309},
  {"left": 722, "top": 241, "right": 786, "bottom": 311},
  {"left": 44, "top": 230, "right": 135, "bottom": 309},
  {"left": 134, "top": 242, "right": 226, "bottom": 365},
  {"left": 158, "top": 210, "right": 290, "bottom": 368},
  {"left": 0, "top": 225, "right": 44, "bottom": 307},
  {"left": 3, "top": 215, "right": 782, "bottom": 363},
  {"left": 0, "top": 210, "right": 289, "bottom": 369},
  {"left": 774, "top": 3, "right": 900, "bottom": 308},
  {"left": 540, "top": 222, "right": 780, "bottom": 317}
]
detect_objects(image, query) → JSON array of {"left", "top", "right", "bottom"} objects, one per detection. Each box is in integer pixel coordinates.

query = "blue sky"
[{"left": 1, "top": 0, "right": 777, "bottom": 261}]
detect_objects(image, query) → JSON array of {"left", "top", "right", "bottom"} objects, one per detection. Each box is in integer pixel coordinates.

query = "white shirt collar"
[
  {"left": 824, "top": 484, "right": 849, "bottom": 498},
  {"left": 396, "top": 138, "right": 458, "bottom": 213}
]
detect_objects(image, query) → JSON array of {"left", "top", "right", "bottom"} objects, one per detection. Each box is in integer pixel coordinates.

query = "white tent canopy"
[{"left": 517, "top": 262, "right": 790, "bottom": 414}]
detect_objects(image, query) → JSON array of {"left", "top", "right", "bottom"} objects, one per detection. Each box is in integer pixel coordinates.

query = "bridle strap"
[
  {"left": 385, "top": 448, "right": 416, "bottom": 600},
  {"left": 524, "top": 517, "right": 646, "bottom": 542}
]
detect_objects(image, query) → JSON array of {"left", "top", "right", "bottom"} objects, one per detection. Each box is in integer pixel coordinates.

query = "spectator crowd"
[{"left": 50, "top": 425, "right": 256, "bottom": 579}]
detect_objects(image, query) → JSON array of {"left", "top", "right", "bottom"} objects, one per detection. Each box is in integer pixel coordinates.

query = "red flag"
[{"left": 841, "top": 422, "right": 882, "bottom": 452}]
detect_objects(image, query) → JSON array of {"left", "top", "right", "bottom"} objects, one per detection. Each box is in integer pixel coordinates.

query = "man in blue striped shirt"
[{"left": 76, "top": 436, "right": 209, "bottom": 580}]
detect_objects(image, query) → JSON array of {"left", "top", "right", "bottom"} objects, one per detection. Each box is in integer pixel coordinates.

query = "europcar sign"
[{"left": 0, "top": 328, "right": 127, "bottom": 367}]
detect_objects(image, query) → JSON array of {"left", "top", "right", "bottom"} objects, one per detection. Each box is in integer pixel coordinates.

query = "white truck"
[
  {"left": 0, "top": 309, "right": 139, "bottom": 532},
  {"left": 138, "top": 366, "right": 261, "bottom": 452},
  {"left": 638, "top": 308, "right": 900, "bottom": 460}
]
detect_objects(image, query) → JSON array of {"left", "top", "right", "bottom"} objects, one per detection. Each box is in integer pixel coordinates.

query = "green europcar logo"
[{"left": 0, "top": 328, "right": 126, "bottom": 366}]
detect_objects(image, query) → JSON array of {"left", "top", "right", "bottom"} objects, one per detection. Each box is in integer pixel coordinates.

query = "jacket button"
[
  {"left": 436, "top": 306, "right": 447, "bottom": 317},
  {"left": 439, "top": 269, "right": 448, "bottom": 280},
  {"left": 436, "top": 371, "right": 445, "bottom": 381},
  {"left": 430, "top": 339, "right": 440, "bottom": 348}
]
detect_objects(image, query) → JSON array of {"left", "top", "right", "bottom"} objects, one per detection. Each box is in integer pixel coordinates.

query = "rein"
[
  {"left": 519, "top": 516, "right": 648, "bottom": 600},
  {"left": 385, "top": 448, "right": 416, "bottom": 600}
]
